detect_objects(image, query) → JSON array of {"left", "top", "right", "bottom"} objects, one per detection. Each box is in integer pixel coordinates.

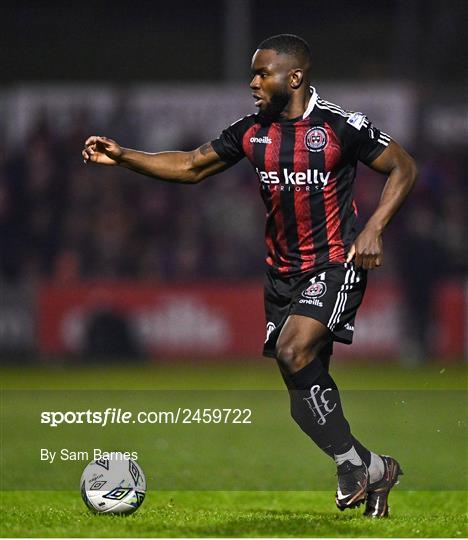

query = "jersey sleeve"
[
  {"left": 210, "top": 115, "right": 253, "bottom": 165},
  {"left": 344, "top": 112, "right": 391, "bottom": 165}
]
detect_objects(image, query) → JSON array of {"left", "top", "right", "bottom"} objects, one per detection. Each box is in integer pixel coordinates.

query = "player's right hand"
[{"left": 82, "top": 136, "right": 123, "bottom": 166}]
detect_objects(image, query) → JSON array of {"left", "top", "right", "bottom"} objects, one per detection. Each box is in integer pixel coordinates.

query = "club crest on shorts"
[
  {"left": 302, "top": 281, "right": 327, "bottom": 299},
  {"left": 305, "top": 126, "right": 328, "bottom": 152}
]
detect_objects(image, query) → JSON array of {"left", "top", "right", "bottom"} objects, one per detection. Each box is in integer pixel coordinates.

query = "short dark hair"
[{"left": 257, "top": 34, "right": 311, "bottom": 63}]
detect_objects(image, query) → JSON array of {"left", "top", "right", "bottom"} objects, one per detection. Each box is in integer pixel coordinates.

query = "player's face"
[{"left": 250, "top": 49, "right": 293, "bottom": 121}]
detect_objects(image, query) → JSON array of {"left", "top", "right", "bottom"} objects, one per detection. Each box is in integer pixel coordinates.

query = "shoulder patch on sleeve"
[{"left": 346, "top": 112, "right": 367, "bottom": 130}]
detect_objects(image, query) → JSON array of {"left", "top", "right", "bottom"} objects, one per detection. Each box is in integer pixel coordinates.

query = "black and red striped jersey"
[{"left": 211, "top": 87, "right": 391, "bottom": 275}]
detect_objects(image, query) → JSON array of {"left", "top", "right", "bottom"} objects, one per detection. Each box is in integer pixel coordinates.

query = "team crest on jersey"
[
  {"left": 302, "top": 281, "right": 327, "bottom": 299},
  {"left": 305, "top": 126, "right": 328, "bottom": 152}
]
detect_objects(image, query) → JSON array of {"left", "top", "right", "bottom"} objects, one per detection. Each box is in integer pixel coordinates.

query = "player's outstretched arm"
[
  {"left": 82, "top": 136, "right": 230, "bottom": 184},
  {"left": 347, "top": 140, "right": 418, "bottom": 270}
]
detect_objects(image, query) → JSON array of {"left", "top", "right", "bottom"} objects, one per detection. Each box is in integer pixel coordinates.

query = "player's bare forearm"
[
  {"left": 119, "top": 148, "right": 200, "bottom": 184},
  {"left": 82, "top": 137, "right": 229, "bottom": 184},
  {"left": 348, "top": 140, "right": 417, "bottom": 269},
  {"left": 366, "top": 141, "right": 418, "bottom": 233}
]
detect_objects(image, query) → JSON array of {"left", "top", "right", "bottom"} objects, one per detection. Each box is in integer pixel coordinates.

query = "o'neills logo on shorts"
[{"left": 250, "top": 136, "right": 272, "bottom": 144}]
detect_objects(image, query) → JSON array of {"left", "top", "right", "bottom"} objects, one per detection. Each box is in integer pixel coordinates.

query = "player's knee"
[{"left": 275, "top": 341, "right": 311, "bottom": 373}]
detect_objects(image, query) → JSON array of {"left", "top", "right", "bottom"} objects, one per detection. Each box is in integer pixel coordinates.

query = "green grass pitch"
[{"left": 1, "top": 360, "right": 467, "bottom": 537}]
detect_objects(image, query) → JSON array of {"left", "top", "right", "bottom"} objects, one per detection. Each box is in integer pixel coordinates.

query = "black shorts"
[{"left": 263, "top": 262, "right": 367, "bottom": 358}]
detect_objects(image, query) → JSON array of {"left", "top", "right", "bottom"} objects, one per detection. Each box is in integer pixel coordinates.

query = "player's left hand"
[{"left": 346, "top": 227, "right": 383, "bottom": 270}]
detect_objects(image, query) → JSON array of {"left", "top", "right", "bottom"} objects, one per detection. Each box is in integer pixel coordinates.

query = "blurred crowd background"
[{"left": 0, "top": 0, "right": 466, "bottom": 363}]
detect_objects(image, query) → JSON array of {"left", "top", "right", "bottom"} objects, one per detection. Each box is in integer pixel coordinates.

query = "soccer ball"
[{"left": 80, "top": 454, "right": 146, "bottom": 514}]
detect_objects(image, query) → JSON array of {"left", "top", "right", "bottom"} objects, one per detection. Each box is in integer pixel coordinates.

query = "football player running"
[{"left": 83, "top": 34, "right": 417, "bottom": 517}]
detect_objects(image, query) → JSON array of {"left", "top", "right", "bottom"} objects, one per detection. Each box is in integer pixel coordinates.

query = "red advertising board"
[
  {"left": 38, "top": 280, "right": 465, "bottom": 360},
  {"left": 38, "top": 282, "right": 265, "bottom": 358}
]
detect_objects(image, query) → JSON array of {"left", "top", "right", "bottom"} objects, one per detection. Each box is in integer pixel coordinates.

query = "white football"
[{"left": 80, "top": 454, "right": 146, "bottom": 514}]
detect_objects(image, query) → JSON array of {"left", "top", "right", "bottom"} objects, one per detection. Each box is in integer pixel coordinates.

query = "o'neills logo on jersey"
[
  {"left": 250, "top": 135, "right": 272, "bottom": 144},
  {"left": 256, "top": 167, "right": 331, "bottom": 190}
]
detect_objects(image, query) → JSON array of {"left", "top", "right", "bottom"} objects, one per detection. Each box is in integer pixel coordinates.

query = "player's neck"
[{"left": 280, "top": 89, "right": 311, "bottom": 120}]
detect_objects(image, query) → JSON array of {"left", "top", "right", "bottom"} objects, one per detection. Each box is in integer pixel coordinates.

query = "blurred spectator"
[{"left": 396, "top": 152, "right": 466, "bottom": 363}]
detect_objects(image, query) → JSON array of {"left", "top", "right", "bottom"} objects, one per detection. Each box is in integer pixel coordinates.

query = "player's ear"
[{"left": 290, "top": 69, "right": 304, "bottom": 89}]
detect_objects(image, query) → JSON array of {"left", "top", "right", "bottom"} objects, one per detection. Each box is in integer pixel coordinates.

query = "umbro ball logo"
[
  {"left": 250, "top": 136, "right": 272, "bottom": 144},
  {"left": 305, "top": 126, "right": 328, "bottom": 152}
]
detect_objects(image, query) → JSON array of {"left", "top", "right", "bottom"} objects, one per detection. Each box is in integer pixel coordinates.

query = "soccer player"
[{"left": 82, "top": 34, "right": 417, "bottom": 517}]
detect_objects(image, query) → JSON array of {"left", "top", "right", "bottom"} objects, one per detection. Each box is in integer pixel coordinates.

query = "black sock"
[
  {"left": 308, "top": 346, "right": 371, "bottom": 466},
  {"left": 280, "top": 359, "right": 356, "bottom": 456},
  {"left": 351, "top": 436, "right": 371, "bottom": 467}
]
